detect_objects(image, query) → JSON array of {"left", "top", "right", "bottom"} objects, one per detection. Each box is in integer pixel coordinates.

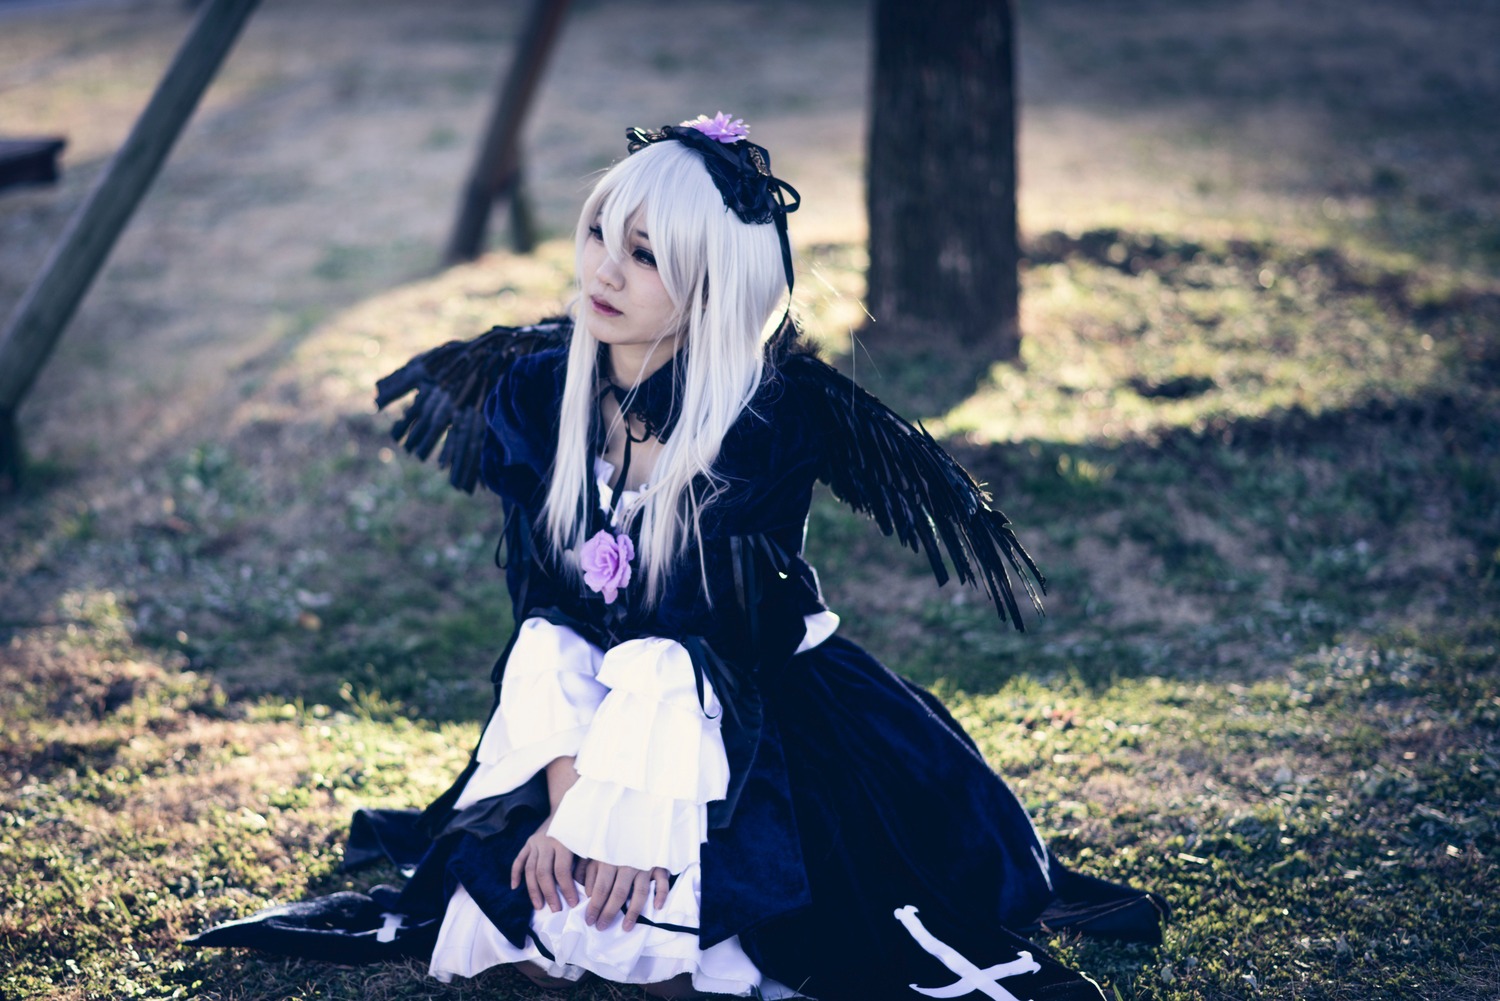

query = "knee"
[
  {"left": 642, "top": 974, "right": 703, "bottom": 999},
  {"left": 516, "top": 961, "right": 573, "bottom": 991}
]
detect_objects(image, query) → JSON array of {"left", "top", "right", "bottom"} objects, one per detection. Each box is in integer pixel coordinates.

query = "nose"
[{"left": 596, "top": 253, "right": 624, "bottom": 290}]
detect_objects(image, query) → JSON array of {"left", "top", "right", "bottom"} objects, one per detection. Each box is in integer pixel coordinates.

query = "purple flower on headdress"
[
  {"left": 579, "top": 529, "right": 635, "bottom": 604},
  {"left": 680, "top": 111, "right": 750, "bottom": 144}
]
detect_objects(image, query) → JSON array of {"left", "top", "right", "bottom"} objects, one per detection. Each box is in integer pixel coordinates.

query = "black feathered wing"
[
  {"left": 374, "top": 317, "right": 571, "bottom": 493},
  {"left": 780, "top": 352, "right": 1045, "bottom": 630}
]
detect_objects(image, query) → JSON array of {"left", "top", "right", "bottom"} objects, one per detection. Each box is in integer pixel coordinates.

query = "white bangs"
[{"left": 545, "top": 141, "right": 790, "bottom": 603}]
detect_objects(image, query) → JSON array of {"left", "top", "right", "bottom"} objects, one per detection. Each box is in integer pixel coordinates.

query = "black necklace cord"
[{"left": 598, "top": 382, "right": 655, "bottom": 526}]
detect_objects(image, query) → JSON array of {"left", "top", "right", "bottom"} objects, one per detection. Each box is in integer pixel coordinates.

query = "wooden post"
[
  {"left": 445, "top": 0, "right": 571, "bottom": 263},
  {"left": 505, "top": 166, "right": 537, "bottom": 254},
  {"left": 0, "top": 138, "right": 68, "bottom": 192},
  {"left": 0, "top": 0, "right": 262, "bottom": 490}
]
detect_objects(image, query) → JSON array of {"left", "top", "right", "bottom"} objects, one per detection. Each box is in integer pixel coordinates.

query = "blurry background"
[{"left": 1, "top": 1, "right": 1497, "bottom": 999}]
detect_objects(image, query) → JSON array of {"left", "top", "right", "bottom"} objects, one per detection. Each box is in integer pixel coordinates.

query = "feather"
[
  {"left": 780, "top": 351, "right": 1045, "bottom": 630},
  {"left": 374, "top": 318, "right": 571, "bottom": 493}
]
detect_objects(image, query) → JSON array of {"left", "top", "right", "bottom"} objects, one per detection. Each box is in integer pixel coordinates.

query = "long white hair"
[{"left": 542, "top": 140, "right": 788, "bottom": 602}]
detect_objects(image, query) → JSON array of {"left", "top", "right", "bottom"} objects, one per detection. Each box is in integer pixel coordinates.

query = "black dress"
[{"left": 187, "top": 324, "right": 1167, "bottom": 1001}]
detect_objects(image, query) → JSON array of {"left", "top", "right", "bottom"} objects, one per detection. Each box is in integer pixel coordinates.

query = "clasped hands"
[{"left": 510, "top": 826, "right": 669, "bottom": 933}]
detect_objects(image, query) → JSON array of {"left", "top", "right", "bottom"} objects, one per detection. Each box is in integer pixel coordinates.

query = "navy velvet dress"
[
  {"left": 394, "top": 347, "right": 1117, "bottom": 998},
  {"left": 189, "top": 338, "right": 1166, "bottom": 1000}
]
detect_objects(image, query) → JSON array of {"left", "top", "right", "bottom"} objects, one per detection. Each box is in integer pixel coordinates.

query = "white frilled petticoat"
[{"left": 427, "top": 613, "right": 837, "bottom": 996}]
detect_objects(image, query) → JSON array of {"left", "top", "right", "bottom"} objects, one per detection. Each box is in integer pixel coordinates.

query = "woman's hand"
[
  {"left": 583, "top": 859, "right": 670, "bottom": 932},
  {"left": 511, "top": 756, "right": 586, "bottom": 912},
  {"left": 510, "top": 826, "right": 580, "bottom": 912}
]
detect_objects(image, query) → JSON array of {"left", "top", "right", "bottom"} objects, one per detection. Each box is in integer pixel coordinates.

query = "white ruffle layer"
[
  {"left": 572, "top": 686, "right": 730, "bottom": 800},
  {"left": 549, "top": 779, "right": 710, "bottom": 877},
  {"left": 454, "top": 618, "right": 607, "bottom": 810},
  {"left": 800, "top": 609, "right": 840, "bottom": 652},
  {"left": 581, "top": 637, "right": 729, "bottom": 799},
  {"left": 548, "top": 635, "right": 727, "bottom": 874},
  {"left": 430, "top": 879, "right": 801, "bottom": 997}
]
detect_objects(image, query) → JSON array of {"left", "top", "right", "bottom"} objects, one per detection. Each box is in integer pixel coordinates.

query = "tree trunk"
[{"left": 866, "top": 0, "right": 1019, "bottom": 358}]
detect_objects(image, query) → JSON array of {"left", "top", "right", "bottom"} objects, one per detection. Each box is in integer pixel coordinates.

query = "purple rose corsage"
[
  {"left": 579, "top": 530, "right": 635, "bottom": 604},
  {"left": 680, "top": 111, "right": 750, "bottom": 144}
]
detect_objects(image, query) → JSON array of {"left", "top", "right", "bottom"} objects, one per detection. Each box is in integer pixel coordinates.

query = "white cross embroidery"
[
  {"left": 895, "top": 905, "right": 1042, "bottom": 1000},
  {"left": 1031, "top": 845, "right": 1052, "bottom": 892}
]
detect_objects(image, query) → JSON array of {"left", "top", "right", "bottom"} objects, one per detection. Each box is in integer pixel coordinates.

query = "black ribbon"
[{"left": 598, "top": 382, "right": 659, "bottom": 528}]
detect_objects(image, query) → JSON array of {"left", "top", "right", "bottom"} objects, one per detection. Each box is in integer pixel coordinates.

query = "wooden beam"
[
  {"left": 0, "top": 0, "right": 261, "bottom": 489},
  {"left": 445, "top": 0, "right": 572, "bottom": 263},
  {"left": 0, "top": 137, "right": 67, "bottom": 192}
]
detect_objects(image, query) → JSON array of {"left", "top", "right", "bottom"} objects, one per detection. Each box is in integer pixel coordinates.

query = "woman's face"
[{"left": 582, "top": 208, "right": 679, "bottom": 369}]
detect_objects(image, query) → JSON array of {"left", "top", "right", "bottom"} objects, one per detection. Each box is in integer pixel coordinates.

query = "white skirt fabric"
[
  {"left": 431, "top": 876, "right": 800, "bottom": 996},
  {"left": 427, "top": 614, "right": 835, "bottom": 996}
]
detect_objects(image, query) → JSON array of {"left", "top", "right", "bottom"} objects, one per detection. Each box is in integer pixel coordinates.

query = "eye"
[
  {"left": 587, "top": 224, "right": 603, "bottom": 241},
  {"left": 632, "top": 247, "right": 657, "bottom": 269}
]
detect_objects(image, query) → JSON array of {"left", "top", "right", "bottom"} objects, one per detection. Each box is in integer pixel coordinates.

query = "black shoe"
[{"left": 184, "top": 889, "right": 438, "bottom": 966}]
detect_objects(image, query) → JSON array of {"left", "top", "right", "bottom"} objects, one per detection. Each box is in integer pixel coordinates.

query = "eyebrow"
[{"left": 633, "top": 229, "right": 651, "bottom": 242}]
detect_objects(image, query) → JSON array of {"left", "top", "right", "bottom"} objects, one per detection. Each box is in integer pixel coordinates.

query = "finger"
[
  {"left": 596, "top": 872, "right": 634, "bottom": 931},
  {"left": 510, "top": 844, "right": 530, "bottom": 891},
  {"left": 554, "top": 849, "right": 578, "bottom": 908},
  {"left": 524, "top": 851, "right": 544, "bottom": 910},
  {"left": 622, "top": 870, "right": 650, "bottom": 932},
  {"left": 535, "top": 847, "right": 561, "bottom": 911},
  {"left": 653, "top": 867, "right": 669, "bottom": 910},
  {"left": 585, "top": 863, "right": 616, "bottom": 926}
]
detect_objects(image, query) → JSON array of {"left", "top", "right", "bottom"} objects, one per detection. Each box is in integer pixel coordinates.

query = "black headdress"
[{"left": 625, "top": 114, "right": 801, "bottom": 300}]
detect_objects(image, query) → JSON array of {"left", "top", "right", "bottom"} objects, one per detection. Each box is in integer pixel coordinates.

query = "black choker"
[{"left": 599, "top": 349, "right": 685, "bottom": 444}]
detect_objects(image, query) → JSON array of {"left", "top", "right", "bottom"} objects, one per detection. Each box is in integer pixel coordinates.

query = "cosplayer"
[{"left": 190, "top": 113, "right": 1166, "bottom": 1000}]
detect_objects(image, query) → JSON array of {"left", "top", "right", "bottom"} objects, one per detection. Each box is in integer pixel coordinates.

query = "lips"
[{"left": 590, "top": 295, "right": 622, "bottom": 317}]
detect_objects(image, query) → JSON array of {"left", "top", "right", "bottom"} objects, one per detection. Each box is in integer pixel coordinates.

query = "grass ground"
[{"left": 1, "top": 1, "right": 1497, "bottom": 999}]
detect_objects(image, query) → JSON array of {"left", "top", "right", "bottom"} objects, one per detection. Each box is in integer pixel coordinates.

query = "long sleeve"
[
  {"left": 477, "top": 349, "right": 565, "bottom": 508},
  {"left": 449, "top": 621, "right": 736, "bottom": 878},
  {"left": 548, "top": 637, "right": 731, "bottom": 875}
]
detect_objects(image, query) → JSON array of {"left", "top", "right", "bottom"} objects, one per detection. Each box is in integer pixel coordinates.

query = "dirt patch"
[{"left": 1068, "top": 529, "right": 1216, "bottom": 629}]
